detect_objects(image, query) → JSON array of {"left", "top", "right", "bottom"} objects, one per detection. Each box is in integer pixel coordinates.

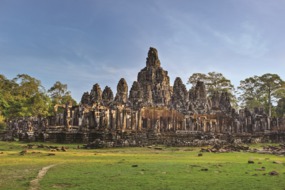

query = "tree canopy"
[
  {"left": 48, "top": 81, "right": 77, "bottom": 114},
  {"left": 187, "top": 72, "right": 237, "bottom": 107},
  {"left": 238, "top": 73, "right": 285, "bottom": 117},
  {"left": 188, "top": 72, "right": 235, "bottom": 95},
  {"left": 0, "top": 74, "right": 76, "bottom": 120},
  {"left": 48, "top": 81, "right": 76, "bottom": 105}
]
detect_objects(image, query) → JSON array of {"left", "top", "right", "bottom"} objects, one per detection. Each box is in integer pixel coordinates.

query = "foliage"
[
  {"left": 0, "top": 114, "right": 6, "bottom": 131},
  {"left": 238, "top": 73, "right": 285, "bottom": 117},
  {"left": 48, "top": 81, "right": 69, "bottom": 104},
  {"left": 12, "top": 74, "right": 44, "bottom": 98},
  {"left": 1, "top": 142, "right": 285, "bottom": 190},
  {"left": 8, "top": 74, "right": 51, "bottom": 118},
  {"left": 188, "top": 72, "right": 237, "bottom": 108},
  {"left": 48, "top": 81, "right": 77, "bottom": 113},
  {"left": 0, "top": 74, "right": 76, "bottom": 119},
  {"left": 0, "top": 74, "right": 16, "bottom": 116}
]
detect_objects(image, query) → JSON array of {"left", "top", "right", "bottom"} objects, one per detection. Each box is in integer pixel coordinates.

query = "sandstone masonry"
[{"left": 5, "top": 47, "right": 285, "bottom": 146}]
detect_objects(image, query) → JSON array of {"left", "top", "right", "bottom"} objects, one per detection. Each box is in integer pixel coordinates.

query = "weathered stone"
[
  {"left": 5, "top": 47, "right": 285, "bottom": 145},
  {"left": 129, "top": 81, "right": 143, "bottom": 108},
  {"left": 90, "top": 83, "right": 102, "bottom": 104},
  {"left": 188, "top": 81, "right": 210, "bottom": 114},
  {"left": 210, "top": 91, "right": 220, "bottom": 110},
  {"left": 81, "top": 92, "right": 90, "bottom": 105},
  {"left": 146, "top": 47, "right": 161, "bottom": 68},
  {"left": 102, "top": 86, "right": 114, "bottom": 105},
  {"left": 172, "top": 77, "right": 188, "bottom": 111},
  {"left": 115, "top": 78, "right": 128, "bottom": 104},
  {"left": 220, "top": 92, "right": 231, "bottom": 113},
  {"left": 137, "top": 47, "right": 172, "bottom": 106}
]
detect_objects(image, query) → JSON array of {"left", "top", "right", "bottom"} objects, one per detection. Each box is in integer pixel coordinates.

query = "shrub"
[{"left": 0, "top": 115, "right": 6, "bottom": 132}]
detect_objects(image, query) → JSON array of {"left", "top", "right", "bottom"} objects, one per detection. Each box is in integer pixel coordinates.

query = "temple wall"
[{"left": 4, "top": 47, "right": 285, "bottom": 145}]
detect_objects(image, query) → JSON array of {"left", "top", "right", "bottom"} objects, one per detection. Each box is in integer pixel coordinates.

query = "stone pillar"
[
  {"left": 169, "top": 118, "right": 172, "bottom": 131},
  {"left": 138, "top": 110, "right": 142, "bottom": 131},
  {"left": 71, "top": 110, "right": 74, "bottom": 126},
  {"left": 122, "top": 110, "right": 126, "bottom": 131},
  {"left": 267, "top": 117, "right": 271, "bottom": 130},
  {"left": 95, "top": 111, "right": 100, "bottom": 128},
  {"left": 145, "top": 118, "right": 149, "bottom": 130},
  {"left": 172, "top": 110, "right": 175, "bottom": 131},
  {"left": 106, "top": 109, "right": 110, "bottom": 129},
  {"left": 126, "top": 111, "right": 131, "bottom": 130},
  {"left": 165, "top": 118, "right": 170, "bottom": 131},
  {"left": 202, "top": 121, "right": 205, "bottom": 132},
  {"left": 130, "top": 112, "right": 135, "bottom": 130},
  {"left": 183, "top": 119, "right": 186, "bottom": 130},
  {"left": 115, "top": 109, "right": 120, "bottom": 130}
]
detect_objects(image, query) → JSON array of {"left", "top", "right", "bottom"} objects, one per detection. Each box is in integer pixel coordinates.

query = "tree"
[
  {"left": 0, "top": 114, "right": 6, "bottom": 132},
  {"left": 0, "top": 74, "right": 79, "bottom": 118},
  {"left": 4, "top": 74, "right": 52, "bottom": 118},
  {"left": 14, "top": 74, "right": 51, "bottom": 117},
  {"left": 238, "top": 76, "right": 262, "bottom": 109},
  {"left": 187, "top": 72, "right": 237, "bottom": 108},
  {"left": 187, "top": 73, "right": 208, "bottom": 85},
  {"left": 28, "top": 92, "right": 51, "bottom": 117},
  {"left": 12, "top": 74, "right": 44, "bottom": 98},
  {"left": 0, "top": 74, "right": 16, "bottom": 117},
  {"left": 188, "top": 72, "right": 235, "bottom": 95},
  {"left": 48, "top": 81, "right": 77, "bottom": 113},
  {"left": 238, "top": 73, "right": 285, "bottom": 117},
  {"left": 276, "top": 97, "right": 285, "bottom": 117}
]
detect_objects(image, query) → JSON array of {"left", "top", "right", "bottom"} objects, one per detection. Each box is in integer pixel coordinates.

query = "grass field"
[{"left": 0, "top": 141, "right": 285, "bottom": 190}]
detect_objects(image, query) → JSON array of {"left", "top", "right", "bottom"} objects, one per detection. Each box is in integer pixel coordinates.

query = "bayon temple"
[{"left": 4, "top": 48, "right": 285, "bottom": 146}]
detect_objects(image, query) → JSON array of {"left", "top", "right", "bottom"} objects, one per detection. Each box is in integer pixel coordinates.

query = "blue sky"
[{"left": 1, "top": 0, "right": 285, "bottom": 102}]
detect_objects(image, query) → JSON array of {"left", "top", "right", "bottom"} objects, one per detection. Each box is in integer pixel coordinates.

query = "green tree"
[
  {"left": 0, "top": 114, "right": 6, "bottom": 132},
  {"left": 238, "top": 73, "right": 285, "bottom": 117},
  {"left": 238, "top": 76, "right": 262, "bottom": 109},
  {"left": 48, "top": 81, "right": 77, "bottom": 113},
  {"left": 187, "top": 73, "right": 208, "bottom": 85},
  {"left": 12, "top": 74, "right": 44, "bottom": 98},
  {"left": 187, "top": 72, "right": 237, "bottom": 108},
  {"left": 7, "top": 74, "right": 51, "bottom": 118},
  {"left": 28, "top": 92, "right": 51, "bottom": 117},
  {"left": 0, "top": 74, "right": 16, "bottom": 117}
]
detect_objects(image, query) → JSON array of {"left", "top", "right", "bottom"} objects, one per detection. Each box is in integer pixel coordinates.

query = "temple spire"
[{"left": 146, "top": 47, "right": 161, "bottom": 68}]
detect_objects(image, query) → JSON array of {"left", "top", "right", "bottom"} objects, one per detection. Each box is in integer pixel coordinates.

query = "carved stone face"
[
  {"left": 146, "top": 47, "right": 161, "bottom": 68},
  {"left": 90, "top": 83, "right": 102, "bottom": 103},
  {"left": 115, "top": 78, "right": 128, "bottom": 104}
]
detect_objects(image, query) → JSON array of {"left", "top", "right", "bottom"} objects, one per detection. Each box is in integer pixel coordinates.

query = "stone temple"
[{"left": 5, "top": 47, "right": 285, "bottom": 146}]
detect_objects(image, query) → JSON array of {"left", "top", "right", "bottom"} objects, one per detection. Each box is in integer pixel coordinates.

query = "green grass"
[{"left": 0, "top": 141, "right": 285, "bottom": 190}]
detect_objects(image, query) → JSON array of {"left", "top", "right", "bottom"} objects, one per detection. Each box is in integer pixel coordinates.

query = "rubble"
[{"left": 200, "top": 144, "right": 250, "bottom": 153}]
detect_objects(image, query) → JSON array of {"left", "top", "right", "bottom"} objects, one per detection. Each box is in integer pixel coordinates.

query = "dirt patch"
[{"left": 29, "top": 164, "right": 56, "bottom": 190}]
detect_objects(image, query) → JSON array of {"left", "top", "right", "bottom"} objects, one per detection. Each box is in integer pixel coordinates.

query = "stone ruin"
[{"left": 4, "top": 47, "right": 285, "bottom": 146}]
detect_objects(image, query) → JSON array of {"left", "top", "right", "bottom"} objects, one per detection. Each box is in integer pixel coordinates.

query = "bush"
[
  {"left": 0, "top": 122, "right": 6, "bottom": 132},
  {"left": 0, "top": 115, "right": 6, "bottom": 132}
]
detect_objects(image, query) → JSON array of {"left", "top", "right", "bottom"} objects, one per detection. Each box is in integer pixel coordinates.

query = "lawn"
[{"left": 0, "top": 141, "right": 285, "bottom": 190}]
